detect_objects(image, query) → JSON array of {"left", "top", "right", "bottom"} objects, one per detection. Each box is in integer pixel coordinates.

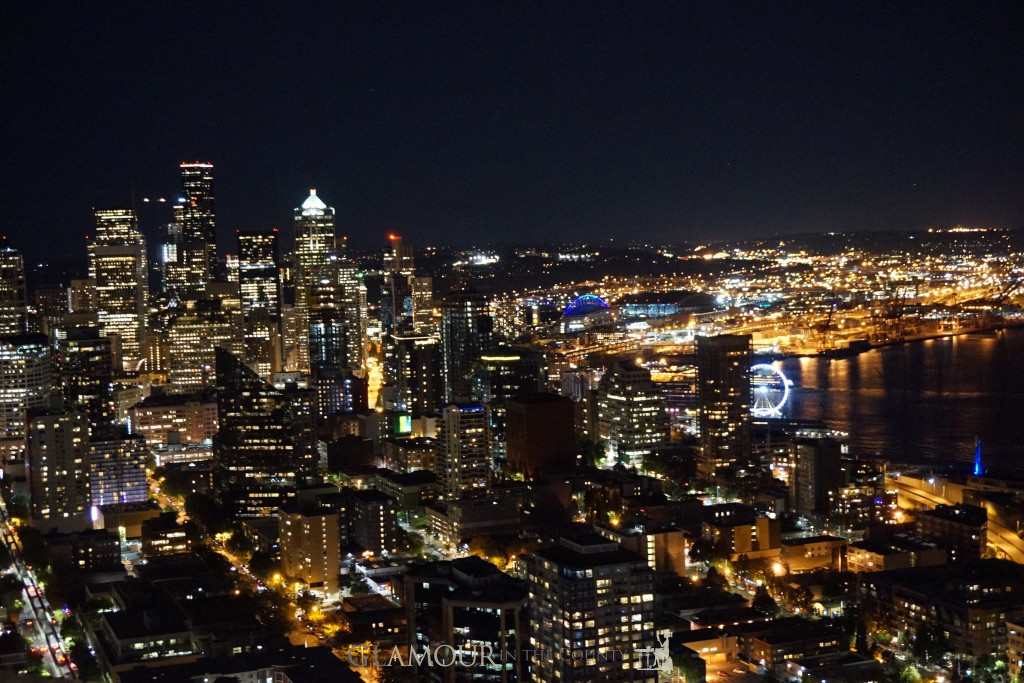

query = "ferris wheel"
[{"left": 750, "top": 363, "right": 792, "bottom": 418}]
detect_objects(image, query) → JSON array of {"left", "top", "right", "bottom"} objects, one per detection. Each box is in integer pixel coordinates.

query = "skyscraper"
[
  {"left": 90, "top": 208, "right": 147, "bottom": 372},
  {"left": 237, "top": 230, "right": 283, "bottom": 377},
  {"left": 175, "top": 161, "right": 217, "bottom": 288},
  {"left": 436, "top": 403, "right": 491, "bottom": 499},
  {"left": 59, "top": 326, "right": 114, "bottom": 429},
  {"left": 472, "top": 346, "right": 547, "bottom": 463},
  {"left": 163, "top": 299, "right": 244, "bottom": 392},
  {"left": 280, "top": 504, "right": 341, "bottom": 595},
  {"left": 292, "top": 189, "right": 337, "bottom": 374},
  {"left": 441, "top": 290, "right": 493, "bottom": 403},
  {"left": 696, "top": 334, "right": 752, "bottom": 478},
  {"left": 0, "top": 334, "right": 53, "bottom": 464},
  {"left": 596, "top": 361, "right": 668, "bottom": 469},
  {"left": 383, "top": 232, "right": 414, "bottom": 276},
  {"left": 27, "top": 409, "right": 90, "bottom": 532},
  {"left": 214, "top": 349, "right": 317, "bottom": 516},
  {"left": 237, "top": 230, "right": 281, "bottom": 316},
  {"left": 384, "top": 332, "right": 442, "bottom": 417},
  {"left": 524, "top": 534, "right": 657, "bottom": 682},
  {"left": 0, "top": 242, "right": 27, "bottom": 336}
]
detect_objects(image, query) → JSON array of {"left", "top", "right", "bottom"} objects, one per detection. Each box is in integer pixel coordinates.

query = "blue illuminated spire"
[{"left": 973, "top": 437, "right": 984, "bottom": 477}]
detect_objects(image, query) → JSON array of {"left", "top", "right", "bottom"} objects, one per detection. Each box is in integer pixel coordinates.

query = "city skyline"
[{"left": 5, "top": 2, "right": 1024, "bottom": 261}]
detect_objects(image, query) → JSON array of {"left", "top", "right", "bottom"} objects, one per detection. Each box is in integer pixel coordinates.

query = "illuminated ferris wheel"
[{"left": 750, "top": 363, "right": 792, "bottom": 418}]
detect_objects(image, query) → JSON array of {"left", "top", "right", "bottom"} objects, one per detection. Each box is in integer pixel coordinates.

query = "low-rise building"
[
  {"left": 141, "top": 512, "right": 191, "bottom": 557},
  {"left": 915, "top": 503, "right": 987, "bottom": 562}
]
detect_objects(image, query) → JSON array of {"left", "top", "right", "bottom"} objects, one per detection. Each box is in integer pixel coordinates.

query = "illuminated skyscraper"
[
  {"left": 384, "top": 332, "right": 442, "bottom": 417},
  {"left": 238, "top": 230, "right": 283, "bottom": 377},
  {"left": 596, "top": 361, "right": 667, "bottom": 469},
  {"left": 90, "top": 208, "right": 147, "bottom": 371},
  {"left": 28, "top": 409, "right": 90, "bottom": 532},
  {"left": 410, "top": 276, "right": 434, "bottom": 334},
  {"left": 163, "top": 299, "right": 244, "bottom": 392},
  {"left": 214, "top": 349, "right": 317, "bottom": 517},
  {"left": 59, "top": 327, "right": 114, "bottom": 429},
  {"left": 0, "top": 334, "right": 54, "bottom": 464},
  {"left": 291, "top": 189, "right": 337, "bottom": 373},
  {"left": 440, "top": 290, "right": 493, "bottom": 403},
  {"left": 174, "top": 161, "right": 217, "bottom": 289},
  {"left": 436, "top": 403, "right": 491, "bottom": 499},
  {"left": 383, "top": 232, "right": 414, "bottom": 275},
  {"left": 696, "top": 334, "right": 752, "bottom": 478},
  {"left": 0, "top": 242, "right": 27, "bottom": 336},
  {"left": 237, "top": 230, "right": 281, "bottom": 316}
]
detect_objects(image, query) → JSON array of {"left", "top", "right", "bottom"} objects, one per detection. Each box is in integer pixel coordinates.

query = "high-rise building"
[
  {"left": 0, "top": 334, "right": 53, "bottom": 464},
  {"left": 0, "top": 242, "right": 27, "bottom": 336},
  {"left": 237, "top": 230, "right": 283, "bottom": 378},
  {"left": 27, "top": 409, "right": 91, "bottom": 532},
  {"left": 336, "top": 259, "right": 365, "bottom": 370},
  {"left": 312, "top": 367, "right": 367, "bottom": 420},
  {"left": 436, "top": 403, "right": 491, "bottom": 499},
  {"left": 595, "top": 362, "right": 667, "bottom": 469},
  {"left": 696, "top": 334, "right": 752, "bottom": 478},
  {"left": 30, "top": 285, "right": 67, "bottom": 338},
  {"left": 410, "top": 276, "right": 434, "bottom": 334},
  {"left": 472, "top": 346, "right": 547, "bottom": 461},
  {"left": 384, "top": 332, "right": 442, "bottom": 417},
  {"left": 214, "top": 349, "right": 317, "bottom": 517},
  {"left": 174, "top": 161, "right": 217, "bottom": 289},
  {"left": 59, "top": 327, "right": 114, "bottom": 429},
  {"left": 401, "top": 556, "right": 527, "bottom": 683},
  {"left": 506, "top": 393, "right": 576, "bottom": 478},
  {"left": 163, "top": 299, "right": 244, "bottom": 392},
  {"left": 90, "top": 209, "right": 148, "bottom": 371},
  {"left": 292, "top": 189, "right": 338, "bottom": 374},
  {"left": 792, "top": 438, "right": 843, "bottom": 516},
  {"left": 524, "top": 534, "right": 657, "bottom": 682},
  {"left": 88, "top": 430, "right": 148, "bottom": 508},
  {"left": 343, "top": 489, "right": 399, "bottom": 556},
  {"left": 280, "top": 504, "right": 341, "bottom": 595},
  {"left": 237, "top": 230, "right": 281, "bottom": 316},
  {"left": 383, "top": 232, "right": 414, "bottom": 276},
  {"left": 441, "top": 290, "right": 493, "bottom": 403}
]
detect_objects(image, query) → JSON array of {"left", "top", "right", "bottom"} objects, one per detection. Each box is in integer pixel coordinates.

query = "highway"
[
  {"left": 0, "top": 500, "right": 77, "bottom": 679},
  {"left": 888, "top": 478, "right": 1024, "bottom": 564}
]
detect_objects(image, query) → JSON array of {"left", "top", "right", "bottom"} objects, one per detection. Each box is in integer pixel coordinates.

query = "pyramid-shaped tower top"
[{"left": 300, "top": 188, "right": 329, "bottom": 216}]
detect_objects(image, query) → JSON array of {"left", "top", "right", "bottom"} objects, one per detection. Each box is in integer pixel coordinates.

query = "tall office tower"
[
  {"left": 595, "top": 361, "right": 668, "bottom": 470},
  {"left": 436, "top": 403, "right": 491, "bottom": 499},
  {"left": 90, "top": 208, "right": 148, "bottom": 372},
  {"left": 0, "top": 334, "right": 53, "bottom": 464},
  {"left": 237, "top": 230, "right": 283, "bottom": 377},
  {"left": 237, "top": 230, "right": 281, "bottom": 316},
  {"left": 280, "top": 504, "right": 341, "bottom": 595},
  {"left": 383, "top": 232, "right": 414, "bottom": 275},
  {"left": 175, "top": 161, "right": 217, "bottom": 289},
  {"left": 31, "top": 285, "right": 68, "bottom": 338},
  {"left": 696, "top": 334, "right": 752, "bottom": 478},
  {"left": 224, "top": 253, "right": 239, "bottom": 283},
  {"left": 440, "top": 290, "right": 493, "bottom": 403},
  {"left": 384, "top": 333, "right": 442, "bottom": 417},
  {"left": 410, "top": 276, "right": 434, "bottom": 334},
  {"left": 336, "top": 260, "right": 365, "bottom": 370},
  {"left": 0, "top": 243, "right": 27, "bottom": 336},
  {"left": 27, "top": 409, "right": 90, "bottom": 532},
  {"left": 524, "top": 535, "right": 657, "bottom": 683},
  {"left": 88, "top": 429, "right": 148, "bottom": 507},
  {"left": 471, "top": 346, "right": 547, "bottom": 463},
  {"left": 59, "top": 327, "right": 114, "bottom": 429},
  {"left": 382, "top": 271, "right": 413, "bottom": 336},
  {"left": 292, "top": 189, "right": 337, "bottom": 374},
  {"left": 281, "top": 303, "right": 307, "bottom": 373},
  {"left": 214, "top": 349, "right": 317, "bottom": 517},
  {"left": 792, "top": 438, "right": 843, "bottom": 516},
  {"left": 163, "top": 299, "right": 244, "bottom": 392}
]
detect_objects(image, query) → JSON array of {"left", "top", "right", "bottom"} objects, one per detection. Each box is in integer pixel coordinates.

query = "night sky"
[{"left": 4, "top": 2, "right": 1023, "bottom": 259}]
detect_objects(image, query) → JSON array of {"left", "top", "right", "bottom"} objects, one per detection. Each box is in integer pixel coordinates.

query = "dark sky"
[{"left": 4, "top": 1, "right": 1023, "bottom": 260}]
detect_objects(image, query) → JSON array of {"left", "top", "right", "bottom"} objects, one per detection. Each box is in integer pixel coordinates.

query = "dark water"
[{"left": 780, "top": 328, "right": 1024, "bottom": 470}]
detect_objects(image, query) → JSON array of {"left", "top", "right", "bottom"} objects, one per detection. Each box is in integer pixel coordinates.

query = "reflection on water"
[{"left": 780, "top": 329, "right": 1024, "bottom": 469}]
